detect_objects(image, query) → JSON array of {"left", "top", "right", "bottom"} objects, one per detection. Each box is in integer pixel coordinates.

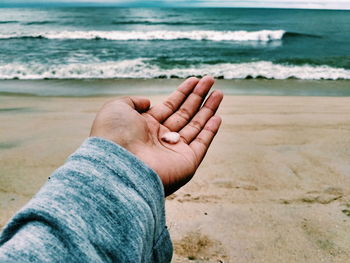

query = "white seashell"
[{"left": 161, "top": 132, "right": 180, "bottom": 144}]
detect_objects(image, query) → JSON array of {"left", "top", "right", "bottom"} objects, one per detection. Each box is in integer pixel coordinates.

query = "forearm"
[{"left": 0, "top": 137, "right": 172, "bottom": 262}]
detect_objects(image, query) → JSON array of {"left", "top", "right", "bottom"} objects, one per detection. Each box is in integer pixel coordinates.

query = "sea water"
[{"left": 0, "top": 7, "right": 349, "bottom": 80}]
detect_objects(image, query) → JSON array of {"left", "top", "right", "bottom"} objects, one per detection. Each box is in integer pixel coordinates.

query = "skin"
[{"left": 90, "top": 76, "right": 223, "bottom": 196}]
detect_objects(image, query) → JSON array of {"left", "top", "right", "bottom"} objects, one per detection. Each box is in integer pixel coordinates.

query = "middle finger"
[{"left": 162, "top": 76, "right": 214, "bottom": 131}]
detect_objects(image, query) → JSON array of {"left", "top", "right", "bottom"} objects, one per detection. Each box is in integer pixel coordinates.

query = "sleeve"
[{"left": 0, "top": 137, "right": 173, "bottom": 263}]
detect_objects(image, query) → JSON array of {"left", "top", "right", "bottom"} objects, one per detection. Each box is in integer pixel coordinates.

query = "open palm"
[{"left": 90, "top": 76, "right": 223, "bottom": 195}]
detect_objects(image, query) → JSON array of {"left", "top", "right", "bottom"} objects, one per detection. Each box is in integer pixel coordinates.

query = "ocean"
[{"left": 0, "top": 7, "right": 349, "bottom": 80}]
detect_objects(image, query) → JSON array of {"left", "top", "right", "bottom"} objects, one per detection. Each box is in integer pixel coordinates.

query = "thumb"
[{"left": 120, "top": 96, "right": 151, "bottom": 113}]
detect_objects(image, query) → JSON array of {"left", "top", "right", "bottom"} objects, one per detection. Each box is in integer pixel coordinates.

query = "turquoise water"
[{"left": 0, "top": 7, "right": 349, "bottom": 80}]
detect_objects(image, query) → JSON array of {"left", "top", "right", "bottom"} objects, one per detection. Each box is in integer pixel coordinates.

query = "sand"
[{"left": 1, "top": 92, "right": 350, "bottom": 262}]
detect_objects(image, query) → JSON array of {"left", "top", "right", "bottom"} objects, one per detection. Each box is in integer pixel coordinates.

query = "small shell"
[{"left": 161, "top": 132, "right": 180, "bottom": 144}]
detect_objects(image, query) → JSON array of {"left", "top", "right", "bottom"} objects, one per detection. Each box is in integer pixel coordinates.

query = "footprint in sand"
[
  {"left": 341, "top": 203, "right": 350, "bottom": 217},
  {"left": 173, "top": 231, "right": 228, "bottom": 262},
  {"left": 281, "top": 186, "right": 343, "bottom": 205},
  {"left": 213, "top": 179, "right": 258, "bottom": 191},
  {"left": 176, "top": 194, "right": 221, "bottom": 203}
]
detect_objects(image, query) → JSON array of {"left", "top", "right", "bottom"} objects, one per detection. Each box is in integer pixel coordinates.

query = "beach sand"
[{"left": 1, "top": 88, "right": 350, "bottom": 262}]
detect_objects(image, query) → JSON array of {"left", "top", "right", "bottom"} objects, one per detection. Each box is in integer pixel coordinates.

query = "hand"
[{"left": 90, "top": 76, "right": 223, "bottom": 196}]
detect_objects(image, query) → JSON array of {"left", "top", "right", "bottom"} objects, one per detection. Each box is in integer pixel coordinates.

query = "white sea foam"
[
  {"left": 0, "top": 30, "right": 286, "bottom": 41},
  {"left": 0, "top": 60, "right": 349, "bottom": 80}
]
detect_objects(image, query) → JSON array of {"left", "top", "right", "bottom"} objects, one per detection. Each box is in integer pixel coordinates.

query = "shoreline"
[{"left": 0, "top": 79, "right": 350, "bottom": 97}]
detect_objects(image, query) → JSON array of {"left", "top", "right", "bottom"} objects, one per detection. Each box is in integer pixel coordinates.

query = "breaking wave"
[
  {"left": 0, "top": 60, "right": 349, "bottom": 80},
  {"left": 0, "top": 30, "right": 286, "bottom": 41}
]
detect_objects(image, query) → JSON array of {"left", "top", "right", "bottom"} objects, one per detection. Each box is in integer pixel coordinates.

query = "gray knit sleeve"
[{"left": 0, "top": 137, "right": 172, "bottom": 263}]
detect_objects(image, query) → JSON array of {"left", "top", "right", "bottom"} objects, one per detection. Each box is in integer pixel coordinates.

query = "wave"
[
  {"left": 0, "top": 30, "right": 286, "bottom": 41},
  {"left": 24, "top": 21, "right": 56, "bottom": 25},
  {"left": 284, "top": 32, "right": 322, "bottom": 39},
  {"left": 111, "top": 20, "right": 206, "bottom": 26},
  {"left": 0, "top": 60, "right": 349, "bottom": 80},
  {"left": 276, "top": 56, "right": 350, "bottom": 70},
  {"left": 0, "top": 21, "right": 18, "bottom": 24}
]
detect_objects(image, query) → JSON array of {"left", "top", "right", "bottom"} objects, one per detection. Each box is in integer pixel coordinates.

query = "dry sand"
[{"left": 1, "top": 94, "right": 350, "bottom": 262}]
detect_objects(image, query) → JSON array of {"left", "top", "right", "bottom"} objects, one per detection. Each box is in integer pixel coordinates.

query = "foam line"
[
  {"left": 0, "top": 60, "right": 349, "bottom": 80},
  {"left": 0, "top": 30, "right": 286, "bottom": 42}
]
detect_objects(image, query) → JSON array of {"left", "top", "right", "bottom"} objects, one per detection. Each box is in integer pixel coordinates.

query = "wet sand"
[{"left": 1, "top": 92, "right": 350, "bottom": 262}]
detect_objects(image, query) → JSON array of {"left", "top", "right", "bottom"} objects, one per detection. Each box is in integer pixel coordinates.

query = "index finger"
[{"left": 147, "top": 77, "right": 199, "bottom": 122}]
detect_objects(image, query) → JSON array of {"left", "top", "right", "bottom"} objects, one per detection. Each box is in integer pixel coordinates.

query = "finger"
[
  {"left": 179, "top": 90, "right": 223, "bottom": 144},
  {"left": 190, "top": 115, "right": 222, "bottom": 165},
  {"left": 120, "top": 96, "right": 151, "bottom": 113},
  {"left": 163, "top": 76, "right": 215, "bottom": 132},
  {"left": 147, "top": 77, "right": 199, "bottom": 122}
]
